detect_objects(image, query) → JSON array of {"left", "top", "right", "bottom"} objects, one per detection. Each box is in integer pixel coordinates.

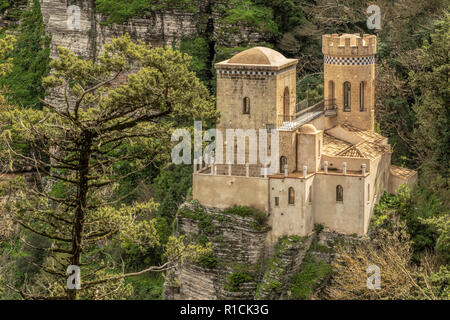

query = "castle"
[{"left": 192, "top": 34, "right": 417, "bottom": 243}]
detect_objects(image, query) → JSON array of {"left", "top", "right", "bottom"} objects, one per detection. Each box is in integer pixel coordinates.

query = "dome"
[
  {"left": 227, "top": 47, "right": 291, "bottom": 66},
  {"left": 299, "top": 124, "right": 318, "bottom": 134}
]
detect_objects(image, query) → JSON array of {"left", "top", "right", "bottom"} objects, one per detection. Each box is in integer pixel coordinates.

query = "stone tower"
[
  {"left": 215, "top": 47, "right": 298, "bottom": 131},
  {"left": 322, "top": 34, "right": 377, "bottom": 131}
]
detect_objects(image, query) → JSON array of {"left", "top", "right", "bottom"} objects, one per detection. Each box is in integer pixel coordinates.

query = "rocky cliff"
[{"left": 163, "top": 202, "right": 341, "bottom": 300}]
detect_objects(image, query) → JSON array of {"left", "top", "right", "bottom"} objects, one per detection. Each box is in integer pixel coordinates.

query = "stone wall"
[{"left": 163, "top": 203, "right": 271, "bottom": 300}]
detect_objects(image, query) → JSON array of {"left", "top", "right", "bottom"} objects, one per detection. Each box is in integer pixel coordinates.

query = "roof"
[
  {"left": 323, "top": 129, "right": 389, "bottom": 160},
  {"left": 323, "top": 133, "right": 351, "bottom": 156},
  {"left": 215, "top": 47, "right": 298, "bottom": 70},
  {"left": 340, "top": 123, "right": 386, "bottom": 144},
  {"left": 299, "top": 124, "right": 318, "bottom": 134},
  {"left": 390, "top": 165, "right": 417, "bottom": 179}
]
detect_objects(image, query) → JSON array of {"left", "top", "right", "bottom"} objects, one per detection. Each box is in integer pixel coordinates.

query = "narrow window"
[
  {"left": 308, "top": 186, "right": 312, "bottom": 203},
  {"left": 318, "top": 140, "right": 321, "bottom": 157},
  {"left": 336, "top": 185, "right": 343, "bottom": 202},
  {"left": 288, "top": 187, "right": 295, "bottom": 205},
  {"left": 280, "top": 156, "right": 287, "bottom": 173},
  {"left": 328, "top": 80, "right": 335, "bottom": 100},
  {"left": 360, "top": 82, "right": 365, "bottom": 112},
  {"left": 367, "top": 184, "right": 370, "bottom": 201},
  {"left": 243, "top": 97, "right": 250, "bottom": 114},
  {"left": 343, "top": 82, "right": 351, "bottom": 112},
  {"left": 275, "top": 197, "right": 279, "bottom": 207},
  {"left": 283, "top": 87, "right": 290, "bottom": 121}
]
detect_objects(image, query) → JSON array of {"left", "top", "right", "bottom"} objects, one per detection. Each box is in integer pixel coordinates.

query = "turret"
[{"left": 322, "top": 34, "right": 376, "bottom": 131}]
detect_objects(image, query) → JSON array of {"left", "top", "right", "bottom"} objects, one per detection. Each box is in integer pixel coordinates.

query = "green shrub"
[
  {"left": 288, "top": 254, "right": 332, "bottom": 300},
  {"left": 196, "top": 252, "right": 218, "bottom": 269},
  {"left": 225, "top": 271, "right": 253, "bottom": 292}
]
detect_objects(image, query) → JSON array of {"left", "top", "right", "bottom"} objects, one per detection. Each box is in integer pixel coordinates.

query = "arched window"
[
  {"left": 336, "top": 185, "right": 343, "bottom": 202},
  {"left": 308, "top": 185, "right": 312, "bottom": 203},
  {"left": 343, "top": 82, "right": 351, "bottom": 112},
  {"left": 360, "top": 82, "right": 365, "bottom": 112},
  {"left": 288, "top": 187, "right": 295, "bottom": 205},
  {"left": 283, "top": 87, "right": 290, "bottom": 121},
  {"left": 280, "top": 156, "right": 287, "bottom": 173},
  {"left": 318, "top": 140, "right": 321, "bottom": 157},
  {"left": 243, "top": 97, "right": 250, "bottom": 114},
  {"left": 328, "top": 80, "right": 335, "bottom": 100}
]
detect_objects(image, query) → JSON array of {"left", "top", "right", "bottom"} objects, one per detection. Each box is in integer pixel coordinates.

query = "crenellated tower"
[{"left": 322, "top": 34, "right": 377, "bottom": 131}]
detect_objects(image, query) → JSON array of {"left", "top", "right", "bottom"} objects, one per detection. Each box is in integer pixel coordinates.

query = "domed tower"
[
  {"left": 215, "top": 47, "right": 298, "bottom": 131},
  {"left": 322, "top": 34, "right": 377, "bottom": 131}
]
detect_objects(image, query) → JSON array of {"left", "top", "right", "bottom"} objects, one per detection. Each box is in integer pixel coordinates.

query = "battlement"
[{"left": 322, "top": 33, "right": 376, "bottom": 57}]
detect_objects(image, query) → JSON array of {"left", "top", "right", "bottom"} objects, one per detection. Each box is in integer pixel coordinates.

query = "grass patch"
[{"left": 288, "top": 254, "right": 332, "bottom": 300}]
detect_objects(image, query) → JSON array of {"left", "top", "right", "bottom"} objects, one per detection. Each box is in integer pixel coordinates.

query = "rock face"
[
  {"left": 164, "top": 203, "right": 271, "bottom": 300},
  {"left": 41, "top": 0, "right": 198, "bottom": 61},
  {"left": 163, "top": 203, "right": 321, "bottom": 300}
]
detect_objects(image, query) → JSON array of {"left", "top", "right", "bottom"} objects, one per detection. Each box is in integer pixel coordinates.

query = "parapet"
[{"left": 322, "top": 33, "right": 376, "bottom": 57}]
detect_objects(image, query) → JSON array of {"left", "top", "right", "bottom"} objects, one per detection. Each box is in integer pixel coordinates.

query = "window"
[
  {"left": 275, "top": 197, "right": 279, "bottom": 207},
  {"left": 280, "top": 156, "right": 287, "bottom": 173},
  {"left": 308, "top": 186, "right": 312, "bottom": 203},
  {"left": 336, "top": 185, "right": 343, "bottom": 202},
  {"left": 243, "top": 97, "right": 250, "bottom": 114},
  {"left": 283, "top": 87, "right": 290, "bottom": 121},
  {"left": 343, "top": 82, "right": 351, "bottom": 112},
  {"left": 288, "top": 187, "right": 295, "bottom": 205},
  {"left": 318, "top": 140, "right": 321, "bottom": 157},
  {"left": 328, "top": 80, "right": 335, "bottom": 99},
  {"left": 360, "top": 82, "right": 365, "bottom": 112},
  {"left": 367, "top": 184, "right": 370, "bottom": 201}
]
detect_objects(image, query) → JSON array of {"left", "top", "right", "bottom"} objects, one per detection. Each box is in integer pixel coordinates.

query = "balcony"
[
  {"left": 277, "top": 100, "right": 325, "bottom": 130},
  {"left": 324, "top": 98, "right": 337, "bottom": 117}
]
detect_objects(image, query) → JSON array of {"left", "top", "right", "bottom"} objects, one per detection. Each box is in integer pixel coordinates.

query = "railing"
[
  {"left": 277, "top": 100, "right": 326, "bottom": 127},
  {"left": 324, "top": 98, "right": 337, "bottom": 110},
  {"left": 324, "top": 98, "right": 337, "bottom": 117}
]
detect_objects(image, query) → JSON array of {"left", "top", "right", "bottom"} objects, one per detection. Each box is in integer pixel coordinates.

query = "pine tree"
[{"left": 0, "top": 34, "right": 217, "bottom": 299}]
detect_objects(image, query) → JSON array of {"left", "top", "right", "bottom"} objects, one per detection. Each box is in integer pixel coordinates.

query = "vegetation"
[
  {"left": 0, "top": 0, "right": 50, "bottom": 109},
  {"left": 0, "top": 0, "right": 448, "bottom": 301},
  {"left": 288, "top": 253, "right": 332, "bottom": 300},
  {"left": 0, "top": 35, "right": 216, "bottom": 299}
]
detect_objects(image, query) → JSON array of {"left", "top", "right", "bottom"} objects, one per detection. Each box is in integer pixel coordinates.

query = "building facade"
[{"left": 192, "top": 34, "right": 417, "bottom": 243}]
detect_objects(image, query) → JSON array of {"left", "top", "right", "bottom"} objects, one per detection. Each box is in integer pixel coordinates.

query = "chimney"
[
  {"left": 324, "top": 161, "right": 328, "bottom": 174},
  {"left": 343, "top": 162, "right": 347, "bottom": 175},
  {"left": 303, "top": 165, "right": 308, "bottom": 179},
  {"left": 361, "top": 163, "right": 366, "bottom": 176}
]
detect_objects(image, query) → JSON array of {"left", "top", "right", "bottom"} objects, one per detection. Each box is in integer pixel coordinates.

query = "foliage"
[
  {"left": 0, "top": 0, "right": 50, "bottom": 109},
  {"left": 372, "top": 186, "right": 449, "bottom": 263},
  {"left": 196, "top": 252, "right": 218, "bottom": 269},
  {"left": 179, "top": 37, "right": 212, "bottom": 89},
  {"left": 178, "top": 206, "right": 217, "bottom": 234},
  {"left": 0, "top": 0, "right": 27, "bottom": 22},
  {"left": 124, "top": 273, "right": 165, "bottom": 300},
  {"left": 288, "top": 253, "right": 332, "bottom": 300},
  {"left": 218, "top": 0, "right": 279, "bottom": 37},
  {"left": 95, "top": 0, "right": 197, "bottom": 24},
  {"left": 152, "top": 163, "right": 193, "bottom": 219},
  {"left": 0, "top": 35, "right": 15, "bottom": 77},
  {"left": 409, "top": 13, "right": 450, "bottom": 195},
  {"left": 0, "top": 34, "right": 217, "bottom": 299},
  {"left": 328, "top": 226, "right": 448, "bottom": 300},
  {"left": 223, "top": 206, "right": 267, "bottom": 228},
  {"left": 224, "top": 264, "right": 254, "bottom": 292}
]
